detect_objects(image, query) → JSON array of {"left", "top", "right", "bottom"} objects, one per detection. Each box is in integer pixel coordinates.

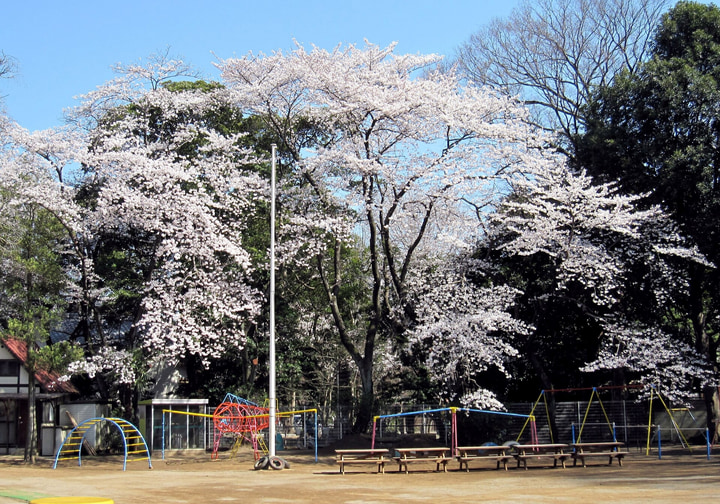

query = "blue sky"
[{"left": 1, "top": 1, "right": 518, "bottom": 132}]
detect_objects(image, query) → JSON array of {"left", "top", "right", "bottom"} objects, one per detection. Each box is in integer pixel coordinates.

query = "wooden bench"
[
  {"left": 571, "top": 442, "right": 629, "bottom": 468},
  {"left": 512, "top": 443, "right": 570, "bottom": 470},
  {"left": 335, "top": 449, "right": 389, "bottom": 474},
  {"left": 456, "top": 445, "right": 514, "bottom": 471},
  {"left": 394, "top": 447, "right": 451, "bottom": 474}
]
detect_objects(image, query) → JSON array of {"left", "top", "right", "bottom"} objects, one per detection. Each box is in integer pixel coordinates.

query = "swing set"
[
  {"left": 521, "top": 384, "right": 712, "bottom": 458},
  {"left": 370, "top": 406, "right": 537, "bottom": 456}
]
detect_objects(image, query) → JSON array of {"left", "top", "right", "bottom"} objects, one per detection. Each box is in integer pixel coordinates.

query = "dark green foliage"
[
  {"left": 575, "top": 2, "right": 719, "bottom": 432},
  {"left": 576, "top": 2, "right": 720, "bottom": 266}
]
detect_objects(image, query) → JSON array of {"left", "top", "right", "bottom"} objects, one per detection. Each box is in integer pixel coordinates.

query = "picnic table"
[
  {"left": 571, "top": 441, "right": 629, "bottom": 467},
  {"left": 512, "top": 443, "right": 570, "bottom": 470},
  {"left": 456, "top": 445, "right": 514, "bottom": 471},
  {"left": 394, "top": 447, "right": 451, "bottom": 474},
  {"left": 335, "top": 448, "right": 389, "bottom": 474}
]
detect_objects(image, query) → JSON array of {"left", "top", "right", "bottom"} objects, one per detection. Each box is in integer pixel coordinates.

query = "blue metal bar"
[
  {"left": 162, "top": 411, "right": 166, "bottom": 460},
  {"left": 457, "top": 408, "right": 531, "bottom": 419},
  {"left": 706, "top": 428, "right": 711, "bottom": 460},
  {"left": 374, "top": 407, "right": 451, "bottom": 419}
]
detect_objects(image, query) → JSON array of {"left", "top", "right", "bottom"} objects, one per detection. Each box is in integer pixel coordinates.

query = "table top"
[
  {"left": 457, "top": 445, "right": 510, "bottom": 452},
  {"left": 335, "top": 448, "right": 389, "bottom": 454},
  {"left": 513, "top": 443, "right": 569, "bottom": 451},
  {"left": 571, "top": 441, "right": 624, "bottom": 448},
  {"left": 395, "top": 447, "right": 450, "bottom": 455}
]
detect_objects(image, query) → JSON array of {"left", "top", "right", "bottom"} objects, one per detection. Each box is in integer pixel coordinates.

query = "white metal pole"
[{"left": 269, "top": 144, "right": 277, "bottom": 457}]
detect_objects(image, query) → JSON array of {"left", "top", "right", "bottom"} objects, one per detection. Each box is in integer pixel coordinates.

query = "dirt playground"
[{"left": 0, "top": 448, "right": 718, "bottom": 503}]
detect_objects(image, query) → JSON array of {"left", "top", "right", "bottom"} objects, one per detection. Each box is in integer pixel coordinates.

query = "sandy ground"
[{"left": 0, "top": 448, "right": 718, "bottom": 504}]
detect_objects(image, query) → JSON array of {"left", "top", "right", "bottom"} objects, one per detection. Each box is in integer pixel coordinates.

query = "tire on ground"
[
  {"left": 269, "top": 456, "right": 285, "bottom": 470},
  {"left": 254, "top": 456, "right": 270, "bottom": 470}
]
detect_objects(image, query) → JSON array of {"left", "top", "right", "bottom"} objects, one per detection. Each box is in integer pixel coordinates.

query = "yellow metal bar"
[
  {"left": 576, "top": 388, "right": 598, "bottom": 443},
  {"left": 655, "top": 391, "right": 692, "bottom": 452},
  {"left": 517, "top": 391, "right": 544, "bottom": 442},
  {"left": 162, "top": 407, "right": 318, "bottom": 420}
]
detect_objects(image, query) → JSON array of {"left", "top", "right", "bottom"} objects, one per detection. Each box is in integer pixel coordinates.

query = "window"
[{"left": 0, "top": 360, "right": 20, "bottom": 377}]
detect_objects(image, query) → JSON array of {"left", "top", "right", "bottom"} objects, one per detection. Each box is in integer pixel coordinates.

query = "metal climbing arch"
[{"left": 53, "top": 417, "right": 152, "bottom": 471}]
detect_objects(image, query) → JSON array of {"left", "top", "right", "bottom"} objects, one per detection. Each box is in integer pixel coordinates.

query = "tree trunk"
[
  {"left": 705, "top": 386, "right": 720, "bottom": 444},
  {"left": 352, "top": 361, "right": 374, "bottom": 433},
  {"left": 23, "top": 374, "right": 37, "bottom": 464}
]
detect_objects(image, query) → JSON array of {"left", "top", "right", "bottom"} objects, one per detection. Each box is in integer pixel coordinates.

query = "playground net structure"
[{"left": 160, "top": 393, "right": 319, "bottom": 461}]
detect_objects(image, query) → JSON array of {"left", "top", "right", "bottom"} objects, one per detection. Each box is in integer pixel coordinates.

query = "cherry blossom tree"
[
  {"left": 4, "top": 59, "right": 267, "bottom": 417},
  {"left": 582, "top": 323, "right": 714, "bottom": 404},
  {"left": 218, "top": 42, "right": 549, "bottom": 430},
  {"left": 485, "top": 161, "right": 714, "bottom": 402},
  {"left": 406, "top": 256, "right": 530, "bottom": 410}
]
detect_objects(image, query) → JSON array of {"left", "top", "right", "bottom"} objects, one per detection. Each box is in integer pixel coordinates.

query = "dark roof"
[{"left": 1, "top": 337, "right": 79, "bottom": 395}]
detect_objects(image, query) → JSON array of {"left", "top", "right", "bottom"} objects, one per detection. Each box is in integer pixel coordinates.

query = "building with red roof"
[{"left": 1, "top": 336, "right": 79, "bottom": 455}]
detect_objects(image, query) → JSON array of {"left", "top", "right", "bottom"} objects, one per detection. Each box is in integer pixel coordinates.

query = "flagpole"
[{"left": 269, "top": 143, "right": 277, "bottom": 457}]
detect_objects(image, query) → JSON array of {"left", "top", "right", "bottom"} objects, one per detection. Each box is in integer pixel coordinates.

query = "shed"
[{"left": 138, "top": 398, "right": 209, "bottom": 453}]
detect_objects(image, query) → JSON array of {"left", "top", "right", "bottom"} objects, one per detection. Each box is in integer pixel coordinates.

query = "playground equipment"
[
  {"left": 211, "top": 393, "right": 270, "bottom": 459},
  {"left": 370, "top": 406, "right": 536, "bottom": 456},
  {"left": 645, "top": 384, "right": 713, "bottom": 459},
  {"left": 523, "top": 384, "right": 713, "bottom": 460},
  {"left": 159, "top": 393, "right": 320, "bottom": 463},
  {"left": 522, "top": 385, "right": 644, "bottom": 444},
  {"left": 53, "top": 417, "right": 152, "bottom": 471}
]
